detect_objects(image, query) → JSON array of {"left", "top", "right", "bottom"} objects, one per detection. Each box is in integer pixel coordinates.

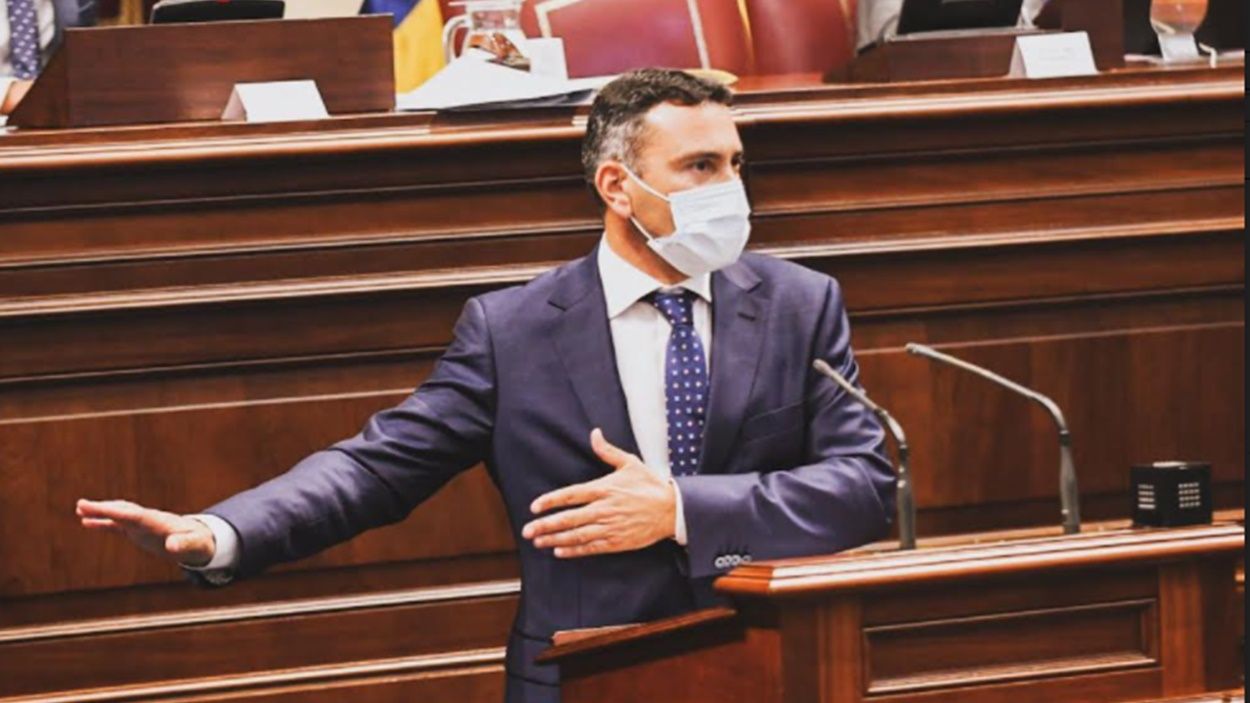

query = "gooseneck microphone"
[
  {"left": 812, "top": 359, "right": 916, "bottom": 550},
  {"left": 905, "top": 343, "right": 1081, "bottom": 535}
]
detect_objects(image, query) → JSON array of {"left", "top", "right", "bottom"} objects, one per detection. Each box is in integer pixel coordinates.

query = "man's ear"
[{"left": 595, "top": 162, "right": 634, "bottom": 220}]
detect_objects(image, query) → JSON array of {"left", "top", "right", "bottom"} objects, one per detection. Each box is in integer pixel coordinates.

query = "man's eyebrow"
[{"left": 670, "top": 150, "right": 739, "bottom": 164}]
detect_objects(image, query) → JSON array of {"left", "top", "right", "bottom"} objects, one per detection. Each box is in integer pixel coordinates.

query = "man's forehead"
[{"left": 637, "top": 101, "right": 742, "bottom": 157}]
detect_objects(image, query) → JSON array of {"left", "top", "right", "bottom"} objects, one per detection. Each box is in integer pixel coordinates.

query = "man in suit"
[
  {"left": 1, "top": 0, "right": 94, "bottom": 114},
  {"left": 77, "top": 68, "right": 897, "bottom": 703}
]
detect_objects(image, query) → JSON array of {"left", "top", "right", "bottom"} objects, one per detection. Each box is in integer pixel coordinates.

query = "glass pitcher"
[
  {"left": 1150, "top": 0, "right": 1209, "bottom": 59},
  {"left": 441, "top": 0, "right": 529, "bottom": 67}
]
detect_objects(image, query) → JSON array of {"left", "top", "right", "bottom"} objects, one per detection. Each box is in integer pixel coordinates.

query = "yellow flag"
[{"left": 392, "top": 0, "right": 446, "bottom": 93}]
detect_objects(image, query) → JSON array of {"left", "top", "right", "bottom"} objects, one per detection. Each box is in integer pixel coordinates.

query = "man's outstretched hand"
[
  {"left": 523, "top": 428, "right": 676, "bottom": 558},
  {"left": 76, "top": 499, "right": 216, "bottom": 567}
]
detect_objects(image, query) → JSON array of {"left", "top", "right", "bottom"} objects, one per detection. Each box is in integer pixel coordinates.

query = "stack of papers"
[{"left": 398, "top": 53, "right": 613, "bottom": 112}]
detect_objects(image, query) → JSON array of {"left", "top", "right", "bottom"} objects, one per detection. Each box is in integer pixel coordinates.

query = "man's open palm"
[{"left": 76, "top": 499, "right": 216, "bottom": 567}]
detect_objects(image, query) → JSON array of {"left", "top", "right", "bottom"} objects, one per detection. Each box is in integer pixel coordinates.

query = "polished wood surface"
[
  {"left": 9, "top": 16, "right": 395, "bottom": 129},
  {"left": 546, "top": 518, "right": 1244, "bottom": 703},
  {"left": 0, "top": 64, "right": 1242, "bottom": 701}
]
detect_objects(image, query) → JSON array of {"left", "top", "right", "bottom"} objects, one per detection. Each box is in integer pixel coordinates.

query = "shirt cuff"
[
  {"left": 671, "top": 478, "right": 688, "bottom": 546},
  {"left": 184, "top": 514, "right": 241, "bottom": 572}
]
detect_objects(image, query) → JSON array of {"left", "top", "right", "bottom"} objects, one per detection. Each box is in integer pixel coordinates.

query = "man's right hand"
[
  {"left": 76, "top": 499, "right": 217, "bottom": 567},
  {"left": 1, "top": 79, "right": 32, "bottom": 115}
]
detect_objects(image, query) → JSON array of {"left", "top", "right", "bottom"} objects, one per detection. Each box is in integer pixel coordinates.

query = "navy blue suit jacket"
[{"left": 206, "top": 248, "right": 896, "bottom": 702}]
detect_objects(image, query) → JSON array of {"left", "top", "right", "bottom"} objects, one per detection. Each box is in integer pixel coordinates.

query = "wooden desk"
[
  {"left": 0, "top": 65, "right": 1242, "bottom": 702},
  {"left": 543, "top": 519, "right": 1245, "bottom": 703}
]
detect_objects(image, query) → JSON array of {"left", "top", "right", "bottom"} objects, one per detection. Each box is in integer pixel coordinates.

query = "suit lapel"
[
  {"left": 549, "top": 249, "right": 641, "bottom": 457},
  {"left": 699, "top": 260, "right": 767, "bottom": 475}
]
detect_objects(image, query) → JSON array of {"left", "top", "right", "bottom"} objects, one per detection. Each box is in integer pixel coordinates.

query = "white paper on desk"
[
  {"left": 222, "top": 80, "right": 330, "bottom": 123},
  {"left": 1008, "top": 31, "right": 1098, "bottom": 79},
  {"left": 397, "top": 53, "right": 606, "bottom": 111},
  {"left": 283, "top": 0, "right": 364, "bottom": 19},
  {"left": 523, "top": 38, "right": 568, "bottom": 81}
]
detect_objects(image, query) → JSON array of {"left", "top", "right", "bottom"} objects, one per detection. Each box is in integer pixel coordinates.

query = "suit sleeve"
[
  {"left": 78, "top": 0, "right": 98, "bottom": 26},
  {"left": 204, "top": 297, "right": 497, "bottom": 578},
  {"left": 674, "top": 278, "right": 897, "bottom": 579}
]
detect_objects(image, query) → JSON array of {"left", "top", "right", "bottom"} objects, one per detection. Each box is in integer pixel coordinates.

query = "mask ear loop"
[
  {"left": 619, "top": 163, "right": 671, "bottom": 203},
  {"left": 618, "top": 163, "right": 672, "bottom": 243}
]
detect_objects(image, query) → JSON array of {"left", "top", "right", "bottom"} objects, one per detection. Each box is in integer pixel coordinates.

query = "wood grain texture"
[
  {"left": 715, "top": 523, "right": 1244, "bottom": 596},
  {"left": 864, "top": 599, "right": 1159, "bottom": 694},
  {"left": 0, "top": 64, "right": 1241, "bottom": 702},
  {"left": 8, "top": 17, "right": 395, "bottom": 129}
]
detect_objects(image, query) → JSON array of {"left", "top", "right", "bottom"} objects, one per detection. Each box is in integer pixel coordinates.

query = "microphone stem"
[
  {"left": 906, "top": 343, "right": 1081, "bottom": 535},
  {"left": 813, "top": 360, "right": 917, "bottom": 549}
]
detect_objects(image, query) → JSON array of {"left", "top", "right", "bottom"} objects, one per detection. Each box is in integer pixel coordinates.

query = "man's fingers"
[
  {"left": 529, "top": 480, "right": 607, "bottom": 516},
  {"left": 590, "top": 428, "right": 636, "bottom": 470},
  {"left": 129, "top": 509, "right": 189, "bottom": 538},
  {"left": 77, "top": 499, "right": 185, "bottom": 537},
  {"left": 526, "top": 430, "right": 642, "bottom": 516},
  {"left": 77, "top": 499, "right": 216, "bottom": 566},
  {"left": 77, "top": 500, "right": 169, "bottom": 531},
  {"left": 76, "top": 499, "right": 143, "bottom": 521},
  {"left": 554, "top": 539, "right": 613, "bottom": 559},
  {"left": 532, "top": 523, "right": 606, "bottom": 549},
  {"left": 522, "top": 504, "right": 599, "bottom": 540}
]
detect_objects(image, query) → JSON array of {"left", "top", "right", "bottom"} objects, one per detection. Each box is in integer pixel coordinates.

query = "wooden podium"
[
  {"left": 541, "top": 521, "right": 1243, "bottom": 703},
  {"left": 9, "top": 16, "right": 395, "bottom": 129}
]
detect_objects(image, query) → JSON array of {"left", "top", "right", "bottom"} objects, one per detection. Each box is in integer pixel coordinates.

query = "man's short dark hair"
[{"left": 581, "top": 68, "right": 733, "bottom": 189}]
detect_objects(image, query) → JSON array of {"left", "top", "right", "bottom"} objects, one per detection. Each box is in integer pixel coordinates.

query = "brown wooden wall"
[{"left": 0, "top": 65, "right": 1242, "bottom": 701}]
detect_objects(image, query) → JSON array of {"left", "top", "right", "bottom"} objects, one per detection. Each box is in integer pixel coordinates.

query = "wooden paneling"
[
  {"left": 559, "top": 619, "right": 782, "bottom": 703},
  {"left": 0, "top": 590, "right": 516, "bottom": 697},
  {"left": 547, "top": 522, "right": 1243, "bottom": 703},
  {"left": 0, "top": 64, "right": 1241, "bottom": 701},
  {"left": 865, "top": 599, "right": 1158, "bottom": 693}
]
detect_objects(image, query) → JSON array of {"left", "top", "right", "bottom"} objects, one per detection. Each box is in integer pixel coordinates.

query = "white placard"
[
  {"left": 283, "top": 0, "right": 363, "bottom": 19},
  {"left": 221, "top": 80, "right": 329, "bottom": 123},
  {"left": 1158, "top": 32, "right": 1201, "bottom": 62},
  {"left": 1008, "top": 31, "right": 1098, "bottom": 79}
]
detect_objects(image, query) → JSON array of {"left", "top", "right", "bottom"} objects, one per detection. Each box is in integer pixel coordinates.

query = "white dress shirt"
[
  {"left": 189, "top": 235, "right": 707, "bottom": 577},
  {"left": 596, "top": 234, "right": 711, "bottom": 547},
  {"left": 0, "top": 0, "right": 57, "bottom": 106}
]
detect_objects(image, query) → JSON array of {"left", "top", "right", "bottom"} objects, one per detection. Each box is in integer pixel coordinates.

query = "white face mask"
[{"left": 622, "top": 165, "right": 752, "bottom": 278}]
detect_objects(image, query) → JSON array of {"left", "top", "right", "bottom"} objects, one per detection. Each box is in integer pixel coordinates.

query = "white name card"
[
  {"left": 1158, "top": 32, "right": 1201, "bottom": 62},
  {"left": 1008, "top": 31, "right": 1098, "bottom": 80},
  {"left": 221, "top": 80, "right": 329, "bottom": 123}
]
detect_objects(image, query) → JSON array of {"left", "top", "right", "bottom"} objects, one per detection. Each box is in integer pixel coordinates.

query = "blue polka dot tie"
[
  {"left": 648, "top": 290, "right": 708, "bottom": 477},
  {"left": 7, "top": 0, "right": 40, "bottom": 80}
]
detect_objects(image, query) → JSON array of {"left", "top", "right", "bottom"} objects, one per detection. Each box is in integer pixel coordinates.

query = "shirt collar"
[{"left": 597, "top": 234, "right": 712, "bottom": 319}]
